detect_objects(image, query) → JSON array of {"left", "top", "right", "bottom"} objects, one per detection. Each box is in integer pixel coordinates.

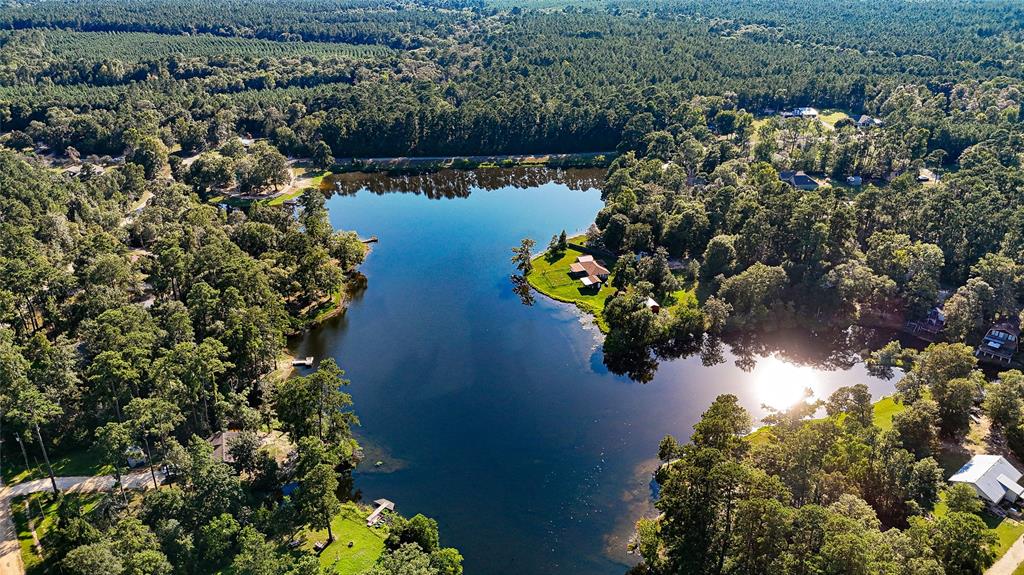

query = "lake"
[{"left": 291, "top": 167, "right": 898, "bottom": 575}]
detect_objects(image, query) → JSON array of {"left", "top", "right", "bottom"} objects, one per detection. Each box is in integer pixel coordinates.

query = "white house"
[
  {"left": 782, "top": 107, "right": 819, "bottom": 119},
  {"left": 949, "top": 454, "right": 1024, "bottom": 505}
]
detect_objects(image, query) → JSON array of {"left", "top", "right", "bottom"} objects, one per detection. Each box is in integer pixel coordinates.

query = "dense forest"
[
  {"left": 589, "top": 77, "right": 1024, "bottom": 379},
  {"left": 4, "top": 0, "right": 1024, "bottom": 157},
  {"left": 4, "top": 1, "right": 1024, "bottom": 574}
]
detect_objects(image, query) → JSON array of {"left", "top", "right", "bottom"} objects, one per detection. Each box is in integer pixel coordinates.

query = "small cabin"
[{"left": 975, "top": 321, "right": 1020, "bottom": 365}]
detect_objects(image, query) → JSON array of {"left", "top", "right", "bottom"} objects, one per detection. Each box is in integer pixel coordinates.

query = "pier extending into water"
[{"left": 366, "top": 499, "right": 395, "bottom": 526}]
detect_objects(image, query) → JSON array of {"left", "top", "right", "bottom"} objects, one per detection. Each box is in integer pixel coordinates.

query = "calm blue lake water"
[{"left": 292, "top": 168, "right": 897, "bottom": 575}]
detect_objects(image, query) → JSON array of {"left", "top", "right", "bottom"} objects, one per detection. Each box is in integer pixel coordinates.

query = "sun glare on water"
[{"left": 752, "top": 356, "right": 821, "bottom": 412}]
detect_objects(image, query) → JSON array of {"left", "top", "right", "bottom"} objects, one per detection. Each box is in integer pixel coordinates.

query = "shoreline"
[{"left": 334, "top": 151, "right": 616, "bottom": 174}]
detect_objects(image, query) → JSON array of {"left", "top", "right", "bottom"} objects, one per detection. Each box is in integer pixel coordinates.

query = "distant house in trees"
[
  {"left": 950, "top": 454, "right": 1024, "bottom": 505},
  {"left": 856, "top": 114, "right": 883, "bottom": 128},
  {"left": 645, "top": 297, "right": 661, "bottom": 314},
  {"left": 904, "top": 307, "right": 946, "bottom": 342},
  {"left": 975, "top": 320, "right": 1020, "bottom": 365},
  {"left": 208, "top": 430, "right": 241, "bottom": 464},
  {"left": 782, "top": 107, "right": 819, "bottom": 119},
  {"left": 569, "top": 255, "right": 610, "bottom": 288},
  {"left": 779, "top": 170, "right": 820, "bottom": 191}
]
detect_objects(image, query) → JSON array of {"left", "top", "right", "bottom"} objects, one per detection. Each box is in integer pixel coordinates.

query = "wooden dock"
[
  {"left": 366, "top": 498, "right": 395, "bottom": 526},
  {"left": 292, "top": 356, "right": 314, "bottom": 367}
]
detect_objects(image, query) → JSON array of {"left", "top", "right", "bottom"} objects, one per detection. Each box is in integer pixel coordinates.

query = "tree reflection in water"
[
  {"left": 509, "top": 274, "right": 535, "bottom": 307},
  {"left": 323, "top": 166, "right": 605, "bottom": 200},
  {"left": 603, "top": 325, "right": 900, "bottom": 384}
]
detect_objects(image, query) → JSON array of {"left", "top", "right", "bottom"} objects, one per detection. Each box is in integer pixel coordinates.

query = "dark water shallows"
[{"left": 292, "top": 167, "right": 897, "bottom": 575}]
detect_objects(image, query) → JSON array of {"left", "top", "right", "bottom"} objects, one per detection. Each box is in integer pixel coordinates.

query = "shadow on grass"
[{"left": 544, "top": 249, "right": 566, "bottom": 264}]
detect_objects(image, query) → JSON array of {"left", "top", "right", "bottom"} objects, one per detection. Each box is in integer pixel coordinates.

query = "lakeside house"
[
  {"left": 950, "top": 454, "right": 1024, "bottom": 505},
  {"left": 904, "top": 307, "right": 946, "bottom": 342},
  {"left": 779, "top": 170, "right": 820, "bottom": 191},
  {"left": 975, "top": 320, "right": 1020, "bottom": 365},
  {"left": 782, "top": 107, "right": 819, "bottom": 119},
  {"left": 569, "top": 254, "right": 610, "bottom": 288}
]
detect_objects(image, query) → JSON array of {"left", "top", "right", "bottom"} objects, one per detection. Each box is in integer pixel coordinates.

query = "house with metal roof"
[{"left": 949, "top": 454, "right": 1024, "bottom": 505}]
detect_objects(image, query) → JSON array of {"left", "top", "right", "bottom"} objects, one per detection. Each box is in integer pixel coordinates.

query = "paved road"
[
  {"left": 988, "top": 533, "right": 1024, "bottom": 575},
  {"left": 0, "top": 495, "right": 18, "bottom": 575},
  {"left": 0, "top": 471, "right": 163, "bottom": 575}
]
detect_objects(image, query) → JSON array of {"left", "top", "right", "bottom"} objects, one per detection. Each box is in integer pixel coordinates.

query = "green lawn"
[
  {"left": 12, "top": 492, "right": 105, "bottom": 574},
  {"left": 993, "top": 518, "right": 1024, "bottom": 558},
  {"left": 871, "top": 396, "right": 905, "bottom": 432},
  {"left": 526, "top": 238, "right": 617, "bottom": 332},
  {"left": 1, "top": 445, "right": 112, "bottom": 485},
  {"left": 303, "top": 502, "right": 388, "bottom": 574},
  {"left": 267, "top": 167, "right": 330, "bottom": 206},
  {"left": 818, "top": 110, "right": 852, "bottom": 129},
  {"left": 933, "top": 490, "right": 1024, "bottom": 560},
  {"left": 308, "top": 286, "right": 346, "bottom": 324}
]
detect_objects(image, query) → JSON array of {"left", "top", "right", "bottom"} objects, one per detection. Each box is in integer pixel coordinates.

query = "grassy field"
[
  {"left": 12, "top": 492, "right": 105, "bottom": 574},
  {"left": 302, "top": 502, "right": 388, "bottom": 574},
  {"left": 1, "top": 445, "right": 112, "bottom": 485},
  {"left": 526, "top": 238, "right": 617, "bottom": 332}
]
